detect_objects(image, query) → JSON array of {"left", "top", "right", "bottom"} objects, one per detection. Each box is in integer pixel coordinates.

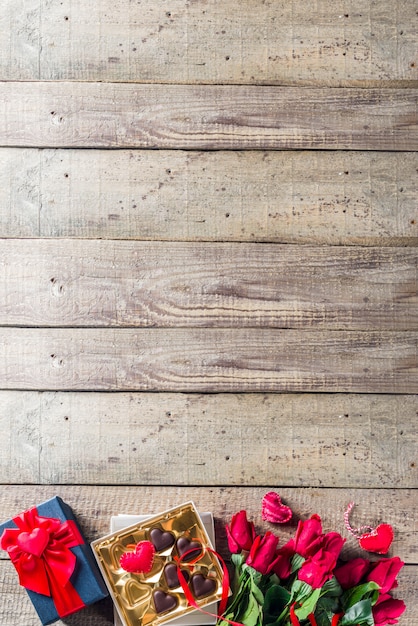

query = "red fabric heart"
[
  {"left": 120, "top": 541, "right": 155, "bottom": 573},
  {"left": 262, "top": 492, "right": 293, "bottom": 524},
  {"left": 17, "top": 527, "right": 50, "bottom": 558},
  {"left": 359, "top": 524, "right": 394, "bottom": 554}
]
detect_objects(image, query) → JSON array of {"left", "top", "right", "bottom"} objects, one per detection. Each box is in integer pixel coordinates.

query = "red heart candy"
[
  {"left": 359, "top": 524, "right": 394, "bottom": 554},
  {"left": 17, "top": 528, "right": 50, "bottom": 558},
  {"left": 262, "top": 492, "right": 293, "bottom": 524},
  {"left": 120, "top": 541, "right": 155, "bottom": 573}
]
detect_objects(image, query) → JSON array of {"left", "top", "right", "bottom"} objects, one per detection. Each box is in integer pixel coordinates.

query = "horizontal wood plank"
[
  {"left": 1, "top": 240, "right": 417, "bottom": 330},
  {"left": 0, "top": 328, "right": 416, "bottom": 393},
  {"left": 0, "top": 486, "right": 416, "bottom": 562},
  {"left": 1, "top": 391, "right": 416, "bottom": 488},
  {"left": 1, "top": 83, "right": 417, "bottom": 150},
  {"left": 1, "top": 149, "right": 417, "bottom": 244},
  {"left": 1, "top": 0, "right": 418, "bottom": 86}
]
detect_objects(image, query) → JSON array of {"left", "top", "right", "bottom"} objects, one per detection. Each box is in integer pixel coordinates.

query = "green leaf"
[
  {"left": 341, "top": 581, "right": 380, "bottom": 610},
  {"left": 294, "top": 588, "right": 321, "bottom": 620},
  {"left": 247, "top": 566, "right": 263, "bottom": 589},
  {"left": 263, "top": 585, "right": 292, "bottom": 624},
  {"left": 240, "top": 592, "right": 263, "bottom": 626},
  {"left": 251, "top": 579, "right": 264, "bottom": 606},
  {"left": 314, "top": 597, "right": 340, "bottom": 626},
  {"left": 320, "top": 577, "right": 343, "bottom": 598},
  {"left": 232, "top": 553, "right": 245, "bottom": 569},
  {"left": 223, "top": 571, "right": 252, "bottom": 619},
  {"left": 290, "top": 579, "right": 314, "bottom": 603},
  {"left": 290, "top": 554, "right": 305, "bottom": 573},
  {"left": 268, "top": 573, "right": 281, "bottom": 587},
  {"left": 340, "top": 599, "right": 374, "bottom": 626}
]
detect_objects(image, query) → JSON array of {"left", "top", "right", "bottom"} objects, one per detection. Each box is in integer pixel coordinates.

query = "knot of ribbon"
[
  {"left": 1, "top": 507, "right": 86, "bottom": 618},
  {"left": 174, "top": 544, "right": 242, "bottom": 626}
]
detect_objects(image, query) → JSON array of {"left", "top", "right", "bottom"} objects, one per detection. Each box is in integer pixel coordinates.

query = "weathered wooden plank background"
[
  {"left": 1, "top": 1, "right": 418, "bottom": 85},
  {"left": 1, "top": 83, "right": 418, "bottom": 150},
  {"left": 0, "top": 0, "right": 416, "bottom": 624}
]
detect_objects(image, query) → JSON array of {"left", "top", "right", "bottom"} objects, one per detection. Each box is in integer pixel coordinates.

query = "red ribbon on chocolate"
[
  {"left": 175, "top": 545, "right": 243, "bottom": 626},
  {"left": 0, "top": 507, "right": 86, "bottom": 618}
]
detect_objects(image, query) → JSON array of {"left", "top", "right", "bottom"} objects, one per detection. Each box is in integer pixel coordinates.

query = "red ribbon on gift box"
[{"left": 1, "top": 507, "right": 86, "bottom": 618}]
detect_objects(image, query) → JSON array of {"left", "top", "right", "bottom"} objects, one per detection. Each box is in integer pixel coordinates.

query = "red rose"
[
  {"left": 321, "top": 532, "right": 345, "bottom": 559},
  {"left": 246, "top": 531, "right": 280, "bottom": 575},
  {"left": 334, "top": 557, "right": 370, "bottom": 590},
  {"left": 293, "top": 514, "right": 323, "bottom": 557},
  {"left": 298, "top": 532, "right": 345, "bottom": 589},
  {"left": 272, "top": 539, "right": 295, "bottom": 580},
  {"left": 226, "top": 510, "right": 256, "bottom": 553},
  {"left": 372, "top": 593, "right": 406, "bottom": 626},
  {"left": 366, "top": 557, "right": 404, "bottom": 594}
]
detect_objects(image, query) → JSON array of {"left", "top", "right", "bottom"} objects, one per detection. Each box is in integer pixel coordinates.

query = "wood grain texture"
[
  {"left": 1, "top": 0, "right": 418, "bottom": 86},
  {"left": 1, "top": 149, "right": 417, "bottom": 244},
  {"left": 1, "top": 83, "right": 417, "bottom": 150},
  {"left": 1, "top": 240, "right": 417, "bottom": 330},
  {"left": 1, "top": 391, "right": 416, "bottom": 488},
  {"left": 0, "top": 328, "right": 416, "bottom": 393}
]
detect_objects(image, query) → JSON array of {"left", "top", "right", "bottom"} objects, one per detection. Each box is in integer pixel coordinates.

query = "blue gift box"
[{"left": 0, "top": 496, "right": 108, "bottom": 625}]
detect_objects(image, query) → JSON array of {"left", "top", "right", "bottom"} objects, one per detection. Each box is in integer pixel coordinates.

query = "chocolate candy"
[
  {"left": 150, "top": 528, "right": 175, "bottom": 552},
  {"left": 191, "top": 573, "right": 217, "bottom": 599},
  {"left": 153, "top": 590, "right": 178, "bottom": 614},
  {"left": 163, "top": 563, "right": 190, "bottom": 589},
  {"left": 176, "top": 536, "right": 202, "bottom": 561}
]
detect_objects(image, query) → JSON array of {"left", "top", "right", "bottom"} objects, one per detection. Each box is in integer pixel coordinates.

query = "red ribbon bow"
[{"left": 1, "top": 507, "right": 86, "bottom": 618}]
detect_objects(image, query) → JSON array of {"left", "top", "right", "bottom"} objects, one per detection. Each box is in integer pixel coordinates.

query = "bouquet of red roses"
[{"left": 217, "top": 507, "right": 406, "bottom": 626}]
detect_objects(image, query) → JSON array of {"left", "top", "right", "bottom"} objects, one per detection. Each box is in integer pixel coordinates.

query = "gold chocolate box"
[{"left": 91, "top": 502, "right": 226, "bottom": 626}]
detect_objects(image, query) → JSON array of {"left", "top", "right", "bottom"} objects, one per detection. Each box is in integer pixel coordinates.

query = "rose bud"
[{"left": 225, "top": 510, "right": 256, "bottom": 554}]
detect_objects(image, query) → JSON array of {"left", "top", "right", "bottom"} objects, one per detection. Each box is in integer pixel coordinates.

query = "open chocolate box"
[{"left": 91, "top": 502, "right": 226, "bottom": 626}]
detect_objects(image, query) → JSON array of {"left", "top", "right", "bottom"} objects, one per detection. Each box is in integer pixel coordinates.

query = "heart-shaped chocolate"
[
  {"left": 163, "top": 562, "right": 190, "bottom": 589},
  {"left": 150, "top": 528, "right": 175, "bottom": 552},
  {"left": 359, "top": 524, "right": 394, "bottom": 554},
  {"left": 191, "top": 573, "right": 217, "bottom": 599},
  {"left": 153, "top": 590, "right": 178, "bottom": 614},
  {"left": 262, "top": 492, "right": 293, "bottom": 524},
  {"left": 17, "top": 528, "right": 50, "bottom": 558},
  {"left": 120, "top": 541, "right": 155, "bottom": 573},
  {"left": 176, "top": 537, "right": 202, "bottom": 561}
]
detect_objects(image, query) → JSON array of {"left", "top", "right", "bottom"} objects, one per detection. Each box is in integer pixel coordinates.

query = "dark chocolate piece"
[
  {"left": 163, "top": 563, "right": 190, "bottom": 589},
  {"left": 150, "top": 528, "right": 175, "bottom": 551},
  {"left": 176, "top": 537, "right": 202, "bottom": 561},
  {"left": 153, "top": 590, "right": 178, "bottom": 614},
  {"left": 191, "top": 573, "right": 217, "bottom": 599}
]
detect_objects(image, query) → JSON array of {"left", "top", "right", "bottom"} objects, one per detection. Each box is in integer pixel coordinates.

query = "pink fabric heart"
[
  {"left": 359, "top": 524, "right": 394, "bottom": 554},
  {"left": 17, "top": 527, "right": 50, "bottom": 558},
  {"left": 120, "top": 540, "right": 155, "bottom": 573},
  {"left": 262, "top": 492, "right": 293, "bottom": 524}
]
